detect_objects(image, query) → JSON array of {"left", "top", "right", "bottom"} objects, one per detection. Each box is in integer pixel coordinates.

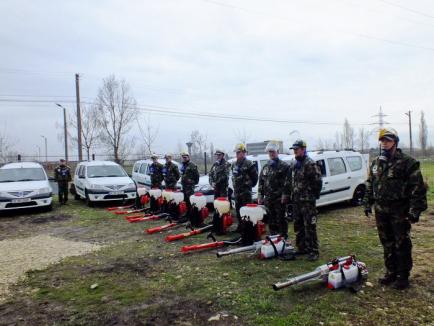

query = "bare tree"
[
  {"left": 137, "top": 114, "right": 159, "bottom": 157},
  {"left": 95, "top": 75, "right": 139, "bottom": 163},
  {"left": 63, "top": 104, "right": 101, "bottom": 161},
  {"left": 0, "top": 127, "right": 16, "bottom": 163},
  {"left": 333, "top": 131, "right": 342, "bottom": 150},
  {"left": 419, "top": 110, "right": 428, "bottom": 156},
  {"left": 234, "top": 128, "right": 250, "bottom": 145},
  {"left": 357, "top": 127, "right": 370, "bottom": 153},
  {"left": 190, "top": 130, "right": 209, "bottom": 158},
  {"left": 342, "top": 119, "right": 355, "bottom": 149}
]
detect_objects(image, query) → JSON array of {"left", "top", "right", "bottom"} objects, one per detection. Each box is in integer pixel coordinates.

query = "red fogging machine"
[
  {"left": 272, "top": 255, "right": 368, "bottom": 292},
  {"left": 180, "top": 203, "right": 267, "bottom": 253},
  {"left": 123, "top": 189, "right": 174, "bottom": 222},
  {"left": 145, "top": 192, "right": 208, "bottom": 234},
  {"left": 165, "top": 197, "right": 233, "bottom": 242}
]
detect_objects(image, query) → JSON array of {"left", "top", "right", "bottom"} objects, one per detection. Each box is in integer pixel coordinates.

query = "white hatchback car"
[
  {"left": 195, "top": 150, "right": 368, "bottom": 207},
  {"left": 0, "top": 162, "right": 53, "bottom": 211},
  {"left": 73, "top": 161, "right": 136, "bottom": 206}
]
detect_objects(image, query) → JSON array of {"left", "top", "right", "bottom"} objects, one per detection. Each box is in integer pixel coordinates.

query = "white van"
[
  {"left": 73, "top": 161, "right": 136, "bottom": 206},
  {"left": 131, "top": 159, "right": 181, "bottom": 189},
  {"left": 0, "top": 162, "right": 53, "bottom": 211},
  {"left": 195, "top": 150, "right": 368, "bottom": 207}
]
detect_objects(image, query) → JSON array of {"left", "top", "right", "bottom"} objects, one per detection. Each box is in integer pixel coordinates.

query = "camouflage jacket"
[
  {"left": 258, "top": 158, "right": 289, "bottom": 201},
  {"left": 163, "top": 162, "right": 180, "bottom": 189},
  {"left": 209, "top": 159, "right": 230, "bottom": 189},
  {"left": 231, "top": 158, "right": 258, "bottom": 197},
  {"left": 149, "top": 162, "right": 164, "bottom": 188},
  {"left": 284, "top": 156, "right": 322, "bottom": 202},
  {"left": 54, "top": 165, "right": 72, "bottom": 183},
  {"left": 180, "top": 161, "right": 200, "bottom": 190},
  {"left": 363, "top": 149, "right": 427, "bottom": 214}
]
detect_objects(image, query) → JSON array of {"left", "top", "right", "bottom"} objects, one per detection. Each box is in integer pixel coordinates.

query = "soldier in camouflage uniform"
[
  {"left": 364, "top": 128, "right": 427, "bottom": 290},
  {"left": 54, "top": 159, "right": 72, "bottom": 205},
  {"left": 258, "top": 142, "right": 290, "bottom": 238},
  {"left": 180, "top": 152, "right": 200, "bottom": 209},
  {"left": 209, "top": 149, "right": 230, "bottom": 198},
  {"left": 163, "top": 154, "right": 180, "bottom": 190},
  {"left": 149, "top": 154, "right": 164, "bottom": 189},
  {"left": 284, "top": 140, "right": 322, "bottom": 261},
  {"left": 231, "top": 143, "right": 258, "bottom": 231}
]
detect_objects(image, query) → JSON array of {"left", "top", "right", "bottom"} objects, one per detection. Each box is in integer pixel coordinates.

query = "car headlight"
[{"left": 38, "top": 187, "right": 51, "bottom": 194}]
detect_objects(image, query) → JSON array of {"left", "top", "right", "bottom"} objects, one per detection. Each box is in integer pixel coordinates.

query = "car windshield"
[
  {"left": 0, "top": 168, "right": 46, "bottom": 182},
  {"left": 87, "top": 165, "right": 127, "bottom": 178}
]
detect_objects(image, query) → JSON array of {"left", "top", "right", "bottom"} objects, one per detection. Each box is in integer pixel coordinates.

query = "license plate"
[
  {"left": 109, "top": 191, "right": 123, "bottom": 195},
  {"left": 12, "top": 198, "right": 31, "bottom": 203}
]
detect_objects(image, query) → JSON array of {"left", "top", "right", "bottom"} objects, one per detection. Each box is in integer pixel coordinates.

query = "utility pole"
[
  {"left": 405, "top": 110, "right": 413, "bottom": 156},
  {"left": 75, "top": 73, "right": 83, "bottom": 161},
  {"left": 56, "top": 103, "right": 68, "bottom": 162},
  {"left": 40, "top": 135, "right": 47, "bottom": 165},
  {"left": 371, "top": 106, "right": 388, "bottom": 129}
]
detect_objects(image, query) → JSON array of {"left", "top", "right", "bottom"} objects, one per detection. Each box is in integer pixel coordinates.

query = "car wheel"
[
  {"left": 85, "top": 190, "right": 94, "bottom": 207},
  {"left": 351, "top": 185, "right": 365, "bottom": 206},
  {"left": 74, "top": 193, "right": 81, "bottom": 200}
]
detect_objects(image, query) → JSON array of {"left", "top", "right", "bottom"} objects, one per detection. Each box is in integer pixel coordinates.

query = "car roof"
[
  {"left": 133, "top": 159, "right": 181, "bottom": 165},
  {"left": 1, "top": 162, "right": 44, "bottom": 169},
  {"left": 77, "top": 160, "right": 120, "bottom": 166}
]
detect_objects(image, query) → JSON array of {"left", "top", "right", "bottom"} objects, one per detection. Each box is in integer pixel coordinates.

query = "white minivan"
[
  {"left": 0, "top": 162, "right": 53, "bottom": 211},
  {"left": 131, "top": 159, "right": 181, "bottom": 189},
  {"left": 195, "top": 150, "right": 368, "bottom": 207},
  {"left": 74, "top": 161, "right": 136, "bottom": 206}
]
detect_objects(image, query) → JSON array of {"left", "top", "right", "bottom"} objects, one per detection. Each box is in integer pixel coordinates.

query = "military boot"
[
  {"left": 378, "top": 272, "right": 396, "bottom": 286},
  {"left": 392, "top": 275, "right": 410, "bottom": 290},
  {"left": 307, "top": 252, "right": 319, "bottom": 261}
]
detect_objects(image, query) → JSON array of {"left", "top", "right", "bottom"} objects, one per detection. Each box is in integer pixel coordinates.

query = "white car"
[
  {"left": 131, "top": 159, "right": 182, "bottom": 189},
  {"left": 73, "top": 161, "right": 136, "bottom": 206},
  {"left": 0, "top": 162, "right": 53, "bottom": 211},
  {"left": 195, "top": 150, "right": 368, "bottom": 207}
]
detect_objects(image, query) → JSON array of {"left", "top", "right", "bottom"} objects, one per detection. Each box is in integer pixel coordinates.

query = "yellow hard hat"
[
  {"left": 378, "top": 128, "right": 399, "bottom": 142},
  {"left": 265, "top": 141, "right": 279, "bottom": 152},
  {"left": 180, "top": 151, "right": 190, "bottom": 157},
  {"left": 233, "top": 143, "right": 247, "bottom": 153}
]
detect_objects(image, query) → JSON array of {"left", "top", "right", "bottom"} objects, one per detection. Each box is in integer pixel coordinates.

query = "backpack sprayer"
[
  {"left": 123, "top": 189, "right": 168, "bottom": 223},
  {"left": 216, "top": 235, "right": 295, "bottom": 260},
  {"left": 180, "top": 203, "right": 266, "bottom": 253},
  {"left": 272, "top": 255, "right": 368, "bottom": 292},
  {"left": 165, "top": 197, "right": 233, "bottom": 242},
  {"left": 146, "top": 192, "right": 204, "bottom": 234}
]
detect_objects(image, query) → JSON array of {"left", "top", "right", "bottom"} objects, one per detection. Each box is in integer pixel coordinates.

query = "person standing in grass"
[
  {"left": 364, "top": 128, "right": 427, "bottom": 290},
  {"left": 54, "top": 159, "right": 72, "bottom": 205}
]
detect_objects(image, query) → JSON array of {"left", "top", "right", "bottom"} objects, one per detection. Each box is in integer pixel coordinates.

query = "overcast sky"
[{"left": 1, "top": 0, "right": 433, "bottom": 159}]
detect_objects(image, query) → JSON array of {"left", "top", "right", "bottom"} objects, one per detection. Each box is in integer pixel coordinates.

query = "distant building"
[{"left": 246, "top": 140, "right": 284, "bottom": 155}]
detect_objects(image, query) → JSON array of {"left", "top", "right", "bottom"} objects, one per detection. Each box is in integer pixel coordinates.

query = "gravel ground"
[{"left": 0, "top": 234, "right": 101, "bottom": 301}]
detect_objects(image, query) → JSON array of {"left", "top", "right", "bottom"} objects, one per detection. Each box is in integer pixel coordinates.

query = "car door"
[
  {"left": 323, "top": 156, "right": 353, "bottom": 203},
  {"left": 75, "top": 166, "right": 86, "bottom": 197},
  {"left": 138, "top": 163, "right": 150, "bottom": 188}
]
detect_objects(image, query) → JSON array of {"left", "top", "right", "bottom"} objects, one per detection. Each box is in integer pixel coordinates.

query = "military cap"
[{"left": 290, "top": 139, "right": 307, "bottom": 149}]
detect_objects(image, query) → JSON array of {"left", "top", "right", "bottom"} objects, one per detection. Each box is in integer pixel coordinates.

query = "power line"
[
  {"left": 376, "top": 0, "right": 434, "bottom": 20},
  {"left": 197, "top": 0, "right": 434, "bottom": 52}
]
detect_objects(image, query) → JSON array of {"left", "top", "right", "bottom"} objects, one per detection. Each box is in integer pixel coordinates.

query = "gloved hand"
[
  {"left": 364, "top": 207, "right": 372, "bottom": 218},
  {"left": 408, "top": 210, "right": 420, "bottom": 224}
]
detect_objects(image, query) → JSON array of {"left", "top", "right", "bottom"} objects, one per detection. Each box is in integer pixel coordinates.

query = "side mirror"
[
  {"left": 128, "top": 173, "right": 132, "bottom": 177},
  {"left": 48, "top": 176, "right": 55, "bottom": 182},
  {"left": 79, "top": 175, "right": 85, "bottom": 179}
]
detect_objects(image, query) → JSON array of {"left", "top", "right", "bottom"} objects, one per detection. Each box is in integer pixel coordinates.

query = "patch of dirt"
[
  {"left": 80, "top": 257, "right": 159, "bottom": 276},
  {"left": 24, "top": 214, "right": 73, "bottom": 224},
  {"left": 0, "top": 235, "right": 101, "bottom": 301}
]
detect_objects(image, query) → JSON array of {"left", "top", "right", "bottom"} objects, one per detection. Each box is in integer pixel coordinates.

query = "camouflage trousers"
[
  {"left": 58, "top": 182, "right": 69, "bottom": 204},
  {"left": 264, "top": 198, "right": 288, "bottom": 238},
  {"left": 234, "top": 192, "right": 252, "bottom": 225},
  {"left": 293, "top": 201, "right": 318, "bottom": 254},
  {"left": 213, "top": 185, "right": 228, "bottom": 198},
  {"left": 182, "top": 186, "right": 195, "bottom": 210},
  {"left": 375, "top": 203, "right": 412, "bottom": 277}
]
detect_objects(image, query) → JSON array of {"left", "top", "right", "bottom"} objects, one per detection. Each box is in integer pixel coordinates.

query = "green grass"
[{"left": 1, "top": 198, "right": 433, "bottom": 325}]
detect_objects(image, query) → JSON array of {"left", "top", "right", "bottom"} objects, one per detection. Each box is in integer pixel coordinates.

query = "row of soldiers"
[
  {"left": 149, "top": 140, "right": 323, "bottom": 262},
  {"left": 150, "top": 128, "right": 427, "bottom": 290}
]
